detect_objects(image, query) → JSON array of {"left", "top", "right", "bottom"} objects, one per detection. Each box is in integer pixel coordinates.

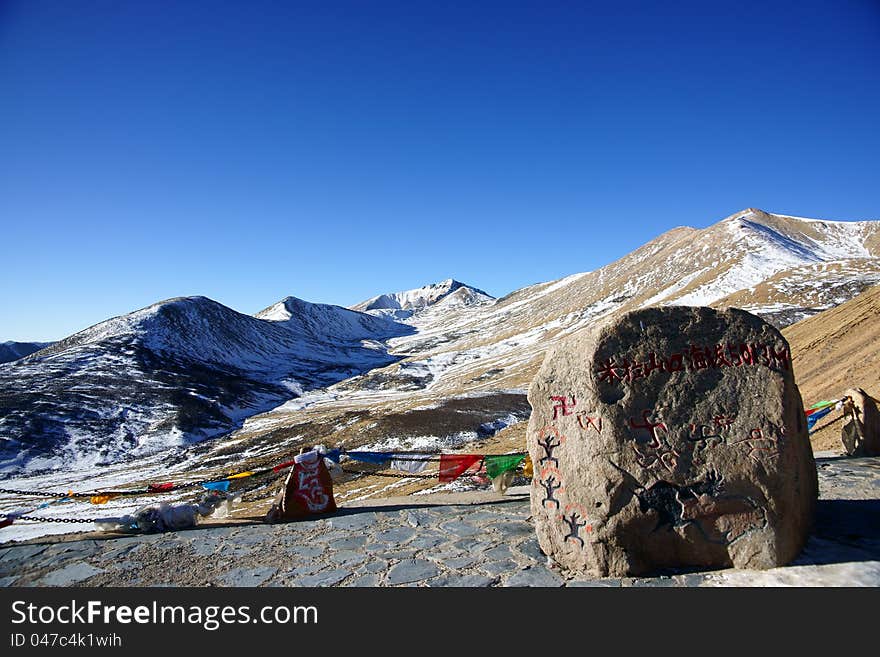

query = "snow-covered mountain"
[
  {"left": 222, "top": 209, "right": 879, "bottom": 493},
  {"left": 351, "top": 279, "right": 494, "bottom": 319},
  {"left": 0, "top": 342, "right": 52, "bottom": 364},
  {"left": 0, "top": 296, "right": 409, "bottom": 474},
  {"left": 2, "top": 208, "right": 878, "bottom": 540}
]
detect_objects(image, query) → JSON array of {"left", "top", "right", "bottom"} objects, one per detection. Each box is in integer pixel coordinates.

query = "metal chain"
[
  {"left": 340, "top": 467, "right": 440, "bottom": 479},
  {"left": 10, "top": 515, "right": 98, "bottom": 523},
  {"left": 0, "top": 488, "right": 71, "bottom": 497}
]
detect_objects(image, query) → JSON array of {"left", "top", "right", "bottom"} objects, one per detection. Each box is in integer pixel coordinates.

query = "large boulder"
[{"left": 527, "top": 306, "right": 817, "bottom": 577}]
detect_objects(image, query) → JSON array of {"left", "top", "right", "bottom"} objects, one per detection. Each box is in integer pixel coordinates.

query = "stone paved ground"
[{"left": 1, "top": 454, "right": 878, "bottom": 587}]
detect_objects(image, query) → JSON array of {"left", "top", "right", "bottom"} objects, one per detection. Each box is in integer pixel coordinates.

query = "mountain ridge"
[
  {"left": 0, "top": 295, "right": 407, "bottom": 474},
  {"left": 2, "top": 207, "right": 879, "bottom": 540},
  {"left": 0, "top": 342, "right": 52, "bottom": 364},
  {"left": 1, "top": 208, "right": 878, "bottom": 518}
]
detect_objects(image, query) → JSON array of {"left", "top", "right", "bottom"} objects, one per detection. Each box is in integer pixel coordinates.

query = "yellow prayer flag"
[
  {"left": 226, "top": 471, "right": 254, "bottom": 480},
  {"left": 89, "top": 493, "right": 120, "bottom": 505},
  {"left": 523, "top": 454, "right": 533, "bottom": 478}
]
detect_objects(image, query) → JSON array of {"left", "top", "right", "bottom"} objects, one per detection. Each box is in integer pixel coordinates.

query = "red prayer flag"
[
  {"left": 439, "top": 454, "right": 483, "bottom": 483},
  {"left": 148, "top": 483, "right": 175, "bottom": 493},
  {"left": 273, "top": 459, "right": 297, "bottom": 472},
  {"left": 0, "top": 517, "right": 13, "bottom": 529}
]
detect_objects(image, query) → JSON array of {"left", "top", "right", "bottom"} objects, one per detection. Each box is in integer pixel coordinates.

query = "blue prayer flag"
[
  {"left": 807, "top": 406, "right": 832, "bottom": 432},
  {"left": 346, "top": 451, "right": 391, "bottom": 465}
]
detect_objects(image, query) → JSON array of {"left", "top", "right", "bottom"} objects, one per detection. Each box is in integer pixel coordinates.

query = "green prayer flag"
[
  {"left": 809, "top": 400, "right": 836, "bottom": 410},
  {"left": 485, "top": 454, "right": 526, "bottom": 479}
]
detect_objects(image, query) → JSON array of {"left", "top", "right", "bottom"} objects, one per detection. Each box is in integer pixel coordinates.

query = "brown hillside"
[{"left": 783, "top": 284, "right": 880, "bottom": 451}]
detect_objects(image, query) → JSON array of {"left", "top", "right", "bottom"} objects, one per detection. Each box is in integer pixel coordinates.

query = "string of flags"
[
  {"left": 0, "top": 447, "right": 532, "bottom": 526},
  {"left": 341, "top": 451, "right": 529, "bottom": 485},
  {"left": 3, "top": 396, "right": 851, "bottom": 528},
  {"left": 0, "top": 396, "right": 851, "bottom": 526}
]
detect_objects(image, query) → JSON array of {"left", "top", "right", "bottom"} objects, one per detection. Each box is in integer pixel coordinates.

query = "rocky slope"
[{"left": 783, "top": 283, "right": 880, "bottom": 451}]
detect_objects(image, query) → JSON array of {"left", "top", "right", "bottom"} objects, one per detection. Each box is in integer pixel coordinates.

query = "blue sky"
[{"left": 2, "top": 1, "right": 879, "bottom": 341}]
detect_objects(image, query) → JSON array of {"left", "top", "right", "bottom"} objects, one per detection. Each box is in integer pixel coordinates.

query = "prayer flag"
[
  {"left": 37, "top": 491, "right": 74, "bottom": 509},
  {"left": 323, "top": 449, "right": 342, "bottom": 463},
  {"left": 272, "top": 459, "right": 297, "bottom": 472},
  {"left": 226, "top": 471, "right": 254, "bottom": 479},
  {"left": 203, "top": 481, "right": 231, "bottom": 492},
  {"left": 523, "top": 454, "right": 533, "bottom": 478},
  {"left": 0, "top": 517, "right": 13, "bottom": 529},
  {"left": 439, "top": 454, "right": 483, "bottom": 483},
  {"left": 485, "top": 454, "right": 526, "bottom": 479},
  {"left": 390, "top": 455, "right": 431, "bottom": 474},
  {"left": 148, "top": 483, "right": 175, "bottom": 493},
  {"left": 807, "top": 406, "right": 833, "bottom": 431},
  {"left": 294, "top": 450, "right": 317, "bottom": 464},
  {"left": 89, "top": 493, "right": 120, "bottom": 505},
  {"left": 347, "top": 451, "right": 392, "bottom": 466}
]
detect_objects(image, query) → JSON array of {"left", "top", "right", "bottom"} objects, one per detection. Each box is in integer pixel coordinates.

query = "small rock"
[
  {"left": 453, "top": 539, "right": 491, "bottom": 553},
  {"left": 440, "top": 521, "right": 481, "bottom": 538},
  {"left": 190, "top": 540, "right": 221, "bottom": 557},
  {"left": 330, "top": 550, "right": 367, "bottom": 566},
  {"left": 329, "top": 536, "right": 368, "bottom": 550},
  {"left": 347, "top": 574, "right": 379, "bottom": 587},
  {"left": 40, "top": 563, "right": 104, "bottom": 586},
  {"left": 357, "top": 560, "right": 389, "bottom": 574},
  {"left": 217, "top": 567, "right": 277, "bottom": 587},
  {"left": 386, "top": 559, "right": 440, "bottom": 585},
  {"left": 481, "top": 559, "right": 520, "bottom": 576},
  {"left": 102, "top": 543, "right": 144, "bottom": 560},
  {"left": 377, "top": 527, "right": 417, "bottom": 543},
  {"left": 673, "top": 574, "right": 712, "bottom": 587},
  {"left": 566, "top": 579, "right": 622, "bottom": 587},
  {"left": 405, "top": 511, "right": 431, "bottom": 527},
  {"left": 378, "top": 549, "right": 420, "bottom": 561},
  {"left": 291, "top": 568, "right": 351, "bottom": 587},
  {"left": 286, "top": 563, "right": 325, "bottom": 577},
  {"left": 409, "top": 534, "right": 446, "bottom": 549},
  {"left": 489, "top": 522, "right": 533, "bottom": 539},
  {"left": 625, "top": 576, "right": 677, "bottom": 587},
  {"left": 464, "top": 510, "right": 512, "bottom": 523},
  {"left": 484, "top": 545, "right": 514, "bottom": 561},
  {"left": 285, "top": 545, "right": 325, "bottom": 559},
  {"left": 443, "top": 556, "right": 479, "bottom": 570},
  {"left": 514, "top": 538, "right": 545, "bottom": 562},
  {"left": 505, "top": 566, "right": 564, "bottom": 587},
  {"left": 328, "top": 513, "right": 379, "bottom": 531},
  {"left": 1, "top": 544, "right": 48, "bottom": 564},
  {"left": 429, "top": 574, "right": 497, "bottom": 587}
]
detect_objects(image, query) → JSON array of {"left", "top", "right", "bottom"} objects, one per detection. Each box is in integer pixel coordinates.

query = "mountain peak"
[{"left": 351, "top": 279, "right": 494, "bottom": 314}]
